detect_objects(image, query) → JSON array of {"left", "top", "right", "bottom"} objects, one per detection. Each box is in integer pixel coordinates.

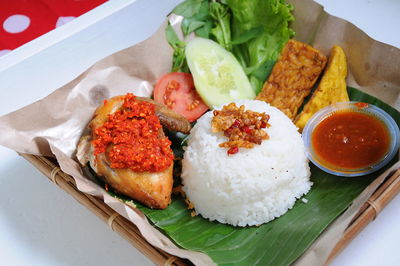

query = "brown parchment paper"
[{"left": 1, "top": 0, "right": 400, "bottom": 265}]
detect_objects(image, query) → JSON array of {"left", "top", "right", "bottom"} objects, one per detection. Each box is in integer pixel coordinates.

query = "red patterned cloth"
[{"left": 0, "top": 0, "right": 107, "bottom": 56}]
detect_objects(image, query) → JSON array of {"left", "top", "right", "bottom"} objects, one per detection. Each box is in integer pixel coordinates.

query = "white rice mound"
[{"left": 181, "top": 99, "right": 312, "bottom": 227}]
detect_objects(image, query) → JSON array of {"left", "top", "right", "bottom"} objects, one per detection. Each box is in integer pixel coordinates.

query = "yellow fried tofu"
[
  {"left": 256, "top": 39, "right": 327, "bottom": 120},
  {"left": 295, "top": 45, "right": 349, "bottom": 131}
]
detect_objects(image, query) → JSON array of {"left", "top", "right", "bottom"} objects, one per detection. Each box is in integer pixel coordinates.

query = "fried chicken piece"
[
  {"left": 136, "top": 97, "right": 191, "bottom": 134},
  {"left": 77, "top": 95, "right": 191, "bottom": 209},
  {"left": 256, "top": 40, "right": 327, "bottom": 120}
]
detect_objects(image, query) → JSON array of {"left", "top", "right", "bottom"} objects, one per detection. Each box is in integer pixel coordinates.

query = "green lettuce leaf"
[{"left": 226, "top": 0, "right": 295, "bottom": 94}]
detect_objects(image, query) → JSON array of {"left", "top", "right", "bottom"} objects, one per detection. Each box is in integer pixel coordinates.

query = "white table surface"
[{"left": 0, "top": 0, "right": 399, "bottom": 265}]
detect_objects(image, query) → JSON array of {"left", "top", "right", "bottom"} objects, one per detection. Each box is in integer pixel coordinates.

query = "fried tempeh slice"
[
  {"left": 295, "top": 45, "right": 349, "bottom": 131},
  {"left": 256, "top": 39, "right": 327, "bottom": 120}
]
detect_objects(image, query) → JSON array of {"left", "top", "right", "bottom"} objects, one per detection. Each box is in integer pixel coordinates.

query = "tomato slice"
[{"left": 154, "top": 72, "right": 208, "bottom": 122}]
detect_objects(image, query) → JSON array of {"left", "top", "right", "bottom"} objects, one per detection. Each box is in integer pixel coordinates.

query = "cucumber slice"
[{"left": 185, "top": 37, "right": 255, "bottom": 108}]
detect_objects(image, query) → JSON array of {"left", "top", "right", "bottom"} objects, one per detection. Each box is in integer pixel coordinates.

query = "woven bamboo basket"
[{"left": 20, "top": 153, "right": 400, "bottom": 266}]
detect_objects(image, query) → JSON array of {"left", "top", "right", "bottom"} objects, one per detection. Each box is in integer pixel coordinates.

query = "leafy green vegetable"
[
  {"left": 165, "top": 24, "right": 189, "bottom": 72},
  {"left": 168, "top": 0, "right": 295, "bottom": 93},
  {"left": 226, "top": 0, "right": 295, "bottom": 93},
  {"left": 231, "top": 26, "right": 263, "bottom": 45},
  {"left": 174, "top": 0, "right": 211, "bottom": 37},
  {"left": 182, "top": 20, "right": 205, "bottom": 35},
  {"left": 172, "top": 0, "right": 204, "bottom": 17},
  {"left": 194, "top": 20, "right": 213, "bottom": 38},
  {"left": 209, "top": 1, "right": 232, "bottom": 51},
  {"left": 110, "top": 87, "right": 400, "bottom": 265}
]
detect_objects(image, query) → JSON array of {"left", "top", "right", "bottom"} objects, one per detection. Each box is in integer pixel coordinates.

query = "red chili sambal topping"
[
  {"left": 211, "top": 103, "right": 270, "bottom": 155},
  {"left": 312, "top": 111, "right": 390, "bottom": 169},
  {"left": 92, "top": 93, "right": 174, "bottom": 172}
]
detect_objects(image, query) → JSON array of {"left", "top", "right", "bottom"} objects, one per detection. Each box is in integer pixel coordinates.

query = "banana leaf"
[{"left": 123, "top": 87, "right": 399, "bottom": 266}]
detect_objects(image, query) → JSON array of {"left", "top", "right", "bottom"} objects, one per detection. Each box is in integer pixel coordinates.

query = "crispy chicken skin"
[
  {"left": 77, "top": 95, "right": 190, "bottom": 209},
  {"left": 136, "top": 97, "right": 192, "bottom": 134}
]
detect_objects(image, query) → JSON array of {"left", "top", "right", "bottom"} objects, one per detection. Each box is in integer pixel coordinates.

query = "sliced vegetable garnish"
[
  {"left": 154, "top": 72, "right": 208, "bottom": 122},
  {"left": 185, "top": 37, "right": 255, "bottom": 108}
]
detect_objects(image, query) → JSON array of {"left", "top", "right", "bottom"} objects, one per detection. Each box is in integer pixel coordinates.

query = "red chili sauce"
[
  {"left": 93, "top": 93, "right": 174, "bottom": 172},
  {"left": 311, "top": 111, "right": 390, "bottom": 169}
]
